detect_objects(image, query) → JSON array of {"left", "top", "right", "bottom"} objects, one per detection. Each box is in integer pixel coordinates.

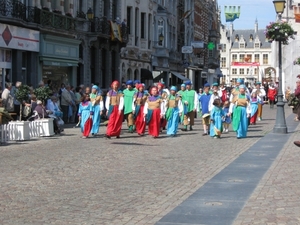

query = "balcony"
[{"left": 208, "top": 57, "right": 220, "bottom": 69}]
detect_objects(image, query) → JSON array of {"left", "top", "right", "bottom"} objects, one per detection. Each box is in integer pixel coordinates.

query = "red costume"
[{"left": 134, "top": 84, "right": 147, "bottom": 135}]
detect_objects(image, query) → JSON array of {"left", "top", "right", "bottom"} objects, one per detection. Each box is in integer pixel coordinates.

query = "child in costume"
[
  {"left": 90, "top": 85, "right": 104, "bottom": 135},
  {"left": 210, "top": 98, "right": 225, "bottom": 138},
  {"left": 165, "top": 86, "right": 183, "bottom": 137},
  {"left": 222, "top": 100, "right": 231, "bottom": 133},
  {"left": 143, "top": 86, "right": 165, "bottom": 138},
  {"left": 78, "top": 94, "right": 94, "bottom": 138},
  {"left": 249, "top": 92, "right": 262, "bottom": 125},
  {"left": 134, "top": 84, "right": 148, "bottom": 136}
]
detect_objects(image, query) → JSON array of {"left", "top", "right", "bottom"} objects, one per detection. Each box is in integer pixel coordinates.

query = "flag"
[
  {"left": 110, "top": 21, "right": 122, "bottom": 42},
  {"left": 294, "top": 6, "right": 300, "bottom": 23},
  {"left": 224, "top": 6, "right": 241, "bottom": 23}
]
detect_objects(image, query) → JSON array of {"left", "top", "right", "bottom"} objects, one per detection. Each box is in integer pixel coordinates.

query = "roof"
[{"left": 230, "top": 29, "right": 271, "bottom": 49}]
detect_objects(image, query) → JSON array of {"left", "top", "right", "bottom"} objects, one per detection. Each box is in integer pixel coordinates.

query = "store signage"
[
  {"left": 232, "top": 62, "right": 260, "bottom": 66},
  {"left": 181, "top": 46, "right": 193, "bottom": 54},
  {"left": 0, "top": 24, "right": 39, "bottom": 52},
  {"left": 191, "top": 41, "right": 204, "bottom": 48}
]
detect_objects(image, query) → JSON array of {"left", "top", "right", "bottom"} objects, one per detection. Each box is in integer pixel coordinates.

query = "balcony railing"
[{"left": 92, "top": 17, "right": 110, "bottom": 36}]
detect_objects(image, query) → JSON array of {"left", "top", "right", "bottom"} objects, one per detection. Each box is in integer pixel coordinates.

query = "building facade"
[{"left": 220, "top": 20, "right": 273, "bottom": 87}]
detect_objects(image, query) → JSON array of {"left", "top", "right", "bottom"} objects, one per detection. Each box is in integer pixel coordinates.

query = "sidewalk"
[{"left": 156, "top": 111, "right": 300, "bottom": 225}]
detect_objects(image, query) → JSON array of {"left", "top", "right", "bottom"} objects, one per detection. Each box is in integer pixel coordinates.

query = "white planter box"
[
  {"left": 8, "top": 121, "right": 31, "bottom": 141},
  {"left": 31, "top": 118, "right": 55, "bottom": 137}
]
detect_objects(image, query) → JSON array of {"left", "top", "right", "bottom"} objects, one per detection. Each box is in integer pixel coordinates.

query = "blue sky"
[{"left": 219, "top": 0, "right": 277, "bottom": 30}]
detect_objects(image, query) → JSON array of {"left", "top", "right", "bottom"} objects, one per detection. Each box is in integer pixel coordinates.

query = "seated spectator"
[{"left": 0, "top": 99, "right": 13, "bottom": 124}]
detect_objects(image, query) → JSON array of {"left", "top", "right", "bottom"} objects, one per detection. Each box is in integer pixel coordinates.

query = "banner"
[
  {"left": 224, "top": 6, "right": 241, "bottom": 23},
  {"left": 294, "top": 6, "right": 300, "bottom": 23},
  {"left": 232, "top": 62, "right": 260, "bottom": 67},
  {"left": 110, "top": 21, "right": 122, "bottom": 42}
]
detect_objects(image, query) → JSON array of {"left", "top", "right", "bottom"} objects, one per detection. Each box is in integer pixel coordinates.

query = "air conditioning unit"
[{"left": 201, "top": 72, "right": 207, "bottom": 78}]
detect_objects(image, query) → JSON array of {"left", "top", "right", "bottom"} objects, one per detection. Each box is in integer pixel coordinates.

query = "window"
[
  {"left": 232, "top": 68, "right": 237, "bottom": 75},
  {"left": 239, "top": 43, "right": 245, "bottom": 48},
  {"left": 254, "top": 54, "right": 260, "bottom": 63},
  {"left": 209, "top": 50, "right": 213, "bottom": 58},
  {"left": 239, "top": 68, "right": 244, "bottom": 74},
  {"left": 254, "top": 68, "right": 258, "bottom": 75},
  {"left": 148, "top": 14, "right": 152, "bottom": 49},
  {"left": 135, "top": 8, "right": 139, "bottom": 46},
  {"left": 141, "top": 13, "right": 146, "bottom": 39},
  {"left": 263, "top": 54, "right": 268, "bottom": 64},
  {"left": 232, "top": 54, "right": 237, "bottom": 62},
  {"left": 222, "top": 44, "right": 226, "bottom": 52},
  {"left": 127, "top": 7, "right": 132, "bottom": 35},
  {"left": 239, "top": 54, "right": 245, "bottom": 62},
  {"left": 221, "top": 57, "right": 226, "bottom": 68},
  {"left": 255, "top": 43, "right": 260, "bottom": 48}
]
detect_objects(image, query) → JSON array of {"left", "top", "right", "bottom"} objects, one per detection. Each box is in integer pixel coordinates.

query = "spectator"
[
  {"left": 1, "top": 82, "right": 14, "bottom": 112},
  {"left": 60, "top": 85, "right": 73, "bottom": 123}
]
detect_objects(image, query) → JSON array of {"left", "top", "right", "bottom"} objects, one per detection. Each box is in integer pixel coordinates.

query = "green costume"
[{"left": 123, "top": 88, "right": 136, "bottom": 132}]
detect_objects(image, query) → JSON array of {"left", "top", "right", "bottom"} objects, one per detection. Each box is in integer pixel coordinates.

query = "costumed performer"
[
  {"left": 78, "top": 94, "right": 94, "bottom": 138},
  {"left": 210, "top": 98, "right": 225, "bottom": 138},
  {"left": 134, "top": 83, "right": 148, "bottom": 136},
  {"left": 251, "top": 82, "right": 266, "bottom": 121},
  {"left": 199, "top": 83, "right": 212, "bottom": 136},
  {"left": 123, "top": 80, "right": 136, "bottom": 133},
  {"left": 90, "top": 85, "right": 104, "bottom": 135},
  {"left": 249, "top": 92, "right": 262, "bottom": 125}
]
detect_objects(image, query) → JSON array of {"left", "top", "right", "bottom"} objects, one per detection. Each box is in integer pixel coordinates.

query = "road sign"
[
  {"left": 181, "top": 46, "right": 193, "bottom": 54},
  {"left": 191, "top": 41, "right": 204, "bottom": 48}
]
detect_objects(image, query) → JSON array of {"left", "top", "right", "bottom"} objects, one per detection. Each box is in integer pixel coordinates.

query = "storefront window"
[{"left": 42, "top": 66, "right": 71, "bottom": 92}]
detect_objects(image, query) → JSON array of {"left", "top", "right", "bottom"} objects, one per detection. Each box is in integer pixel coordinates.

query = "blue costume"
[
  {"left": 223, "top": 107, "right": 231, "bottom": 124},
  {"left": 78, "top": 101, "right": 94, "bottom": 133},
  {"left": 210, "top": 106, "right": 225, "bottom": 137},
  {"left": 232, "top": 94, "right": 250, "bottom": 138}
]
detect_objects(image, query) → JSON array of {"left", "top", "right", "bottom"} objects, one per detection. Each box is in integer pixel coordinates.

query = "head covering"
[
  {"left": 204, "top": 83, "right": 210, "bottom": 87},
  {"left": 184, "top": 80, "right": 192, "bottom": 86},
  {"left": 212, "top": 82, "right": 219, "bottom": 87},
  {"left": 157, "top": 82, "right": 164, "bottom": 88},
  {"left": 111, "top": 80, "right": 120, "bottom": 88},
  {"left": 236, "top": 79, "right": 243, "bottom": 84},
  {"left": 126, "top": 80, "right": 134, "bottom": 86},
  {"left": 256, "top": 81, "right": 262, "bottom": 85},
  {"left": 92, "top": 85, "right": 98, "bottom": 90},
  {"left": 134, "top": 80, "right": 140, "bottom": 84},
  {"left": 142, "top": 83, "right": 145, "bottom": 87},
  {"left": 181, "top": 84, "right": 186, "bottom": 87},
  {"left": 136, "top": 84, "right": 144, "bottom": 90},
  {"left": 170, "top": 86, "right": 177, "bottom": 91},
  {"left": 37, "top": 100, "right": 42, "bottom": 105},
  {"left": 239, "top": 84, "right": 246, "bottom": 89}
]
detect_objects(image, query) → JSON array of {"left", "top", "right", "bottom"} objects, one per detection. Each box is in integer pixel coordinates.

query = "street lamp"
[
  {"left": 273, "top": 0, "right": 287, "bottom": 134},
  {"left": 158, "top": 32, "right": 164, "bottom": 46},
  {"left": 87, "top": 8, "right": 94, "bottom": 20}
]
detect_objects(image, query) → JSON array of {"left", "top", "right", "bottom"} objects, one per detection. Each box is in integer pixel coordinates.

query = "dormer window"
[
  {"left": 250, "top": 34, "right": 253, "bottom": 41},
  {"left": 240, "top": 43, "right": 245, "bottom": 48},
  {"left": 254, "top": 42, "right": 260, "bottom": 48},
  {"left": 235, "top": 34, "right": 239, "bottom": 41}
]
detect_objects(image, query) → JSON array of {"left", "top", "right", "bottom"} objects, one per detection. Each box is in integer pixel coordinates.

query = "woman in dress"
[
  {"left": 230, "top": 85, "right": 251, "bottom": 139},
  {"left": 78, "top": 94, "right": 94, "bottom": 138},
  {"left": 90, "top": 85, "right": 104, "bottom": 135},
  {"left": 249, "top": 92, "right": 262, "bottom": 125},
  {"left": 143, "top": 86, "right": 165, "bottom": 138},
  {"left": 134, "top": 83, "right": 148, "bottom": 136},
  {"left": 105, "top": 81, "right": 124, "bottom": 139},
  {"left": 210, "top": 98, "right": 225, "bottom": 138},
  {"left": 165, "top": 86, "right": 183, "bottom": 137}
]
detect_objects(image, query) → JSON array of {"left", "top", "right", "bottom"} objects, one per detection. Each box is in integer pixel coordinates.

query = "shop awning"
[
  {"left": 152, "top": 71, "right": 164, "bottom": 79},
  {"left": 171, "top": 71, "right": 189, "bottom": 81},
  {"left": 141, "top": 68, "right": 153, "bottom": 80},
  {"left": 41, "top": 57, "right": 79, "bottom": 67}
]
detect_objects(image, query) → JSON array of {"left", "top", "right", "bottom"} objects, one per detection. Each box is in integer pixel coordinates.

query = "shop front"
[
  {"left": 0, "top": 23, "right": 39, "bottom": 86},
  {"left": 39, "top": 34, "right": 81, "bottom": 91}
]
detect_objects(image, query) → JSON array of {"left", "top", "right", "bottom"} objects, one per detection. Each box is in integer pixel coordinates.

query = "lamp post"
[
  {"left": 273, "top": 0, "right": 288, "bottom": 134},
  {"left": 87, "top": 8, "right": 94, "bottom": 32},
  {"left": 158, "top": 32, "right": 164, "bottom": 46}
]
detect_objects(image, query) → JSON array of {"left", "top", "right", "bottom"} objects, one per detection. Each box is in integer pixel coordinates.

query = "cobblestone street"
[{"left": 0, "top": 106, "right": 297, "bottom": 225}]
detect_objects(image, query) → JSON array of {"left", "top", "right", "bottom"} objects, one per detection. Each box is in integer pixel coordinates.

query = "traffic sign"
[{"left": 181, "top": 46, "right": 193, "bottom": 54}]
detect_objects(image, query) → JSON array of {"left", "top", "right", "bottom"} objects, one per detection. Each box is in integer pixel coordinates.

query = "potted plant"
[
  {"left": 10, "top": 84, "right": 31, "bottom": 140},
  {"left": 294, "top": 57, "right": 300, "bottom": 65},
  {"left": 265, "top": 21, "right": 295, "bottom": 45},
  {"left": 33, "top": 86, "right": 52, "bottom": 108}
]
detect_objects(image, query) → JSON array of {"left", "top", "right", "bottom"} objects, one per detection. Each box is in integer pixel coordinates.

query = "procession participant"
[
  {"left": 78, "top": 94, "right": 94, "bottom": 138},
  {"left": 267, "top": 84, "right": 277, "bottom": 109},
  {"left": 177, "top": 84, "right": 186, "bottom": 124},
  {"left": 209, "top": 82, "right": 221, "bottom": 112},
  {"left": 219, "top": 82, "right": 228, "bottom": 103},
  {"left": 198, "top": 88, "right": 203, "bottom": 117},
  {"left": 181, "top": 80, "right": 198, "bottom": 131},
  {"left": 105, "top": 81, "right": 124, "bottom": 139},
  {"left": 143, "top": 86, "right": 165, "bottom": 138},
  {"left": 230, "top": 85, "right": 251, "bottom": 139},
  {"left": 134, "top": 84, "right": 148, "bottom": 136},
  {"left": 249, "top": 92, "right": 262, "bottom": 125},
  {"left": 199, "top": 83, "right": 212, "bottom": 136},
  {"left": 133, "top": 80, "right": 140, "bottom": 92},
  {"left": 165, "top": 86, "right": 183, "bottom": 137},
  {"left": 123, "top": 80, "right": 136, "bottom": 133},
  {"left": 251, "top": 82, "right": 266, "bottom": 121},
  {"left": 157, "top": 82, "right": 168, "bottom": 131},
  {"left": 229, "top": 79, "right": 243, "bottom": 103},
  {"left": 222, "top": 100, "right": 231, "bottom": 133},
  {"left": 90, "top": 85, "right": 104, "bottom": 135},
  {"left": 210, "top": 98, "right": 225, "bottom": 138}
]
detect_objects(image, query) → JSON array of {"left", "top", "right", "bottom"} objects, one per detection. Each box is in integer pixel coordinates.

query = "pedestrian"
[
  {"left": 199, "top": 83, "right": 212, "bottom": 136},
  {"left": 105, "top": 81, "right": 124, "bottom": 139},
  {"left": 177, "top": 84, "right": 186, "bottom": 124},
  {"left": 251, "top": 82, "right": 266, "bottom": 121},
  {"left": 123, "top": 80, "right": 136, "bottom": 133},
  {"left": 90, "top": 85, "right": 104, "bottom": 136},
  {"left": 134, "top": 84, "right": 147, "bottom": 136},
  {"left": 209, "top": 82, "right": 221, "bottom": 112},
  {"left": 230, "top": 85, "right": 251, "bottom": 139},
  {"left": 249, "top": 92, "right": 262, "bottom": 125},
  {"left": 143, "top": 86, "right": 165, "bottom": 138},
  {"left": 210, "top": 98, "right": 225, "bottom": 138},
  {"left": 181, "top": 81, "right": 198, "bottom": 131},
  {"left": 157, "top": 82, "right": 168, "bottom": 132},
  {"left": 268, "top": 84, "right": 277, "bottom": 109},
  {"left": 60, "top": 85, "right": 73, "bottom": 124},
  {"left": 222, "top": 100, "right": 231, "bottom": 133},
  {"left": 78, "top": 94, "right": 94, "bottom": 138},
  {"left": 1, "top": 82, "right": 14, "bottom": 113},
  {"left": 165, "top": 86, "right": 183, "bottom": 137}
]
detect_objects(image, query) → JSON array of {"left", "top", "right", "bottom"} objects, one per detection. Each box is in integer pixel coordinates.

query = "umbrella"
[{"left": 83, "top": 118, "right": 93, "bottom": 137}]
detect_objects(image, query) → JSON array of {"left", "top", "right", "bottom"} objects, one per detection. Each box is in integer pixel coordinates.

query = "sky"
[{"left": 218, "top": 0, "right": 277, "bottom": 30}]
